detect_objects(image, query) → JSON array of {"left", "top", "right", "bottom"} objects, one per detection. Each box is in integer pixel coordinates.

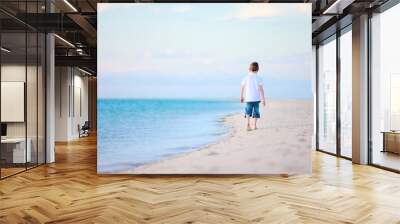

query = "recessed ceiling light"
[
  {"left": 78, "top": 67, "right": 93, "bottom": 76},
  {"left": 1, "top": 47, "right": 11, "bottom": 53},
  {"left": 322, "top": 0, "right": 350, "bottom": 15},
  {"left": 54, "top": 34, "right": 75, "bottom": 48},
  {"left": 63, "top": 0, "right": 78, "bottom": 12}
]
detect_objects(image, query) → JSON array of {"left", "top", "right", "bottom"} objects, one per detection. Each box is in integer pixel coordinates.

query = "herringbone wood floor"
[{"left": 1, "top": 135, "right": 400, "bottom": 224}]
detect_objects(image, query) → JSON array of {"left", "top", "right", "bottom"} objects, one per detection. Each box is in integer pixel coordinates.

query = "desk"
[
  {"left": 382, "top": 131, "right": 400, "bottom": 154},
  {"left": 1, "top": 138, "right": 31, "bottom": 163}
]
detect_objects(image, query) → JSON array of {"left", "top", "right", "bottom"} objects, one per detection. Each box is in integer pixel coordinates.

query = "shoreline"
[
  {"left": 110, "top": 112, "right": 239, "bottom": 174},
  {"left": 123, "top": 113, "right": 239, "bottom": 174},
  {"left": 125, "top": 100, "right": 313, "bottom": 174},
  {"left": 98, "top": 99, "right": 242, "bottom": 174}
]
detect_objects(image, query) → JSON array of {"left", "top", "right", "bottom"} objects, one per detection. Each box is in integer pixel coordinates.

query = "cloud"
[
  {"left": 97, "top": 3, "right": 143, "bottom": 13},
  {"left": 295, "top": 4, "right": 311, "bottom": 13},
  {"left": 99, "top": 47, "right": 223, "bottom": 75},
  {"left": 220, "top": 4, "right": 310, "bottom": 21},
  {"left": 98, "top": 53, "right": 311, "bottom": 81},
  {"left": 98, "top": 52, "right": 243, "bottom": 78},
  {"left": 235, "top": 4, "right": 281, "bottom": 20},
  {"left": 173, "top": 6, "right": 192, "bottom": 13},
  {"left": 97, "top": 3, "right": 116, "bottom": 13}
]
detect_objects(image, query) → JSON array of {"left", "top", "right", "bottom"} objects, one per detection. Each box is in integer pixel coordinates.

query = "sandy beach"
[{"left": 128, "top": 100, "right": 313, "bottom": 174}]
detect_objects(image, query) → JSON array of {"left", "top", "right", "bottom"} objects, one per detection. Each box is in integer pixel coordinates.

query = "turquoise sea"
[{"left": 97, "top": 99, "right": 241, "bottom": 173}]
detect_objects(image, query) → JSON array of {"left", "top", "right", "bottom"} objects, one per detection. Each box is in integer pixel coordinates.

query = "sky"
[{"left": 98, "top": 3, "right": 312, "bottom": 100}]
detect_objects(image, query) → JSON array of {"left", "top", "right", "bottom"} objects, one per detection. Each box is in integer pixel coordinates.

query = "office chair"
[{"left": 79, "top": 121, "right": 90, "bottom": 138}]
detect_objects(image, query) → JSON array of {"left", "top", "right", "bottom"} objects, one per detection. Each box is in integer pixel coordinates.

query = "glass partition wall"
[
  {"left": 370, "top": 3, "right": 400, "bottom": 171},
  {"left": 316, "top": 27, "right": 353, "bottom": 159},
  {"left": 0, "top": 3, "right": 46, "bottom": 179},
  {"left": 0, "top": 31, "right": 27, "bottom": 177}
]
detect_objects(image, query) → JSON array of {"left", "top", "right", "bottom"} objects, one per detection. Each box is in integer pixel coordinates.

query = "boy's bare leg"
[
  {"left": 247, "top": 117, "right": 251, "bottom": 130},
  {"left": 254, "top": 118, "right": 258, "bottom": 130}
]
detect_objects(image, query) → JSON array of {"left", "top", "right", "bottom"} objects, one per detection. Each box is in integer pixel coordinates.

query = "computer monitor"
[{"left": 1, "top": 123, "right": 7, "bottom": 137}]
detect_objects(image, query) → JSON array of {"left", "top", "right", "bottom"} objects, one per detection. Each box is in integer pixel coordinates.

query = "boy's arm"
[
  {"left": 240, "top": 85, "right": 245, "bottom": 103},
  {"left": 259, "top": 85, "right": 266, "bottom": 106}
]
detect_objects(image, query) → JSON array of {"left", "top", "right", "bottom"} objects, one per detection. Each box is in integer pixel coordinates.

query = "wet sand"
[{"left": 128, "top": 100, "right": 313, "bottom": 174}]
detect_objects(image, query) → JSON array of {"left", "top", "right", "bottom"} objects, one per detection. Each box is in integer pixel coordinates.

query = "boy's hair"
[{"left": 250, "top": 62, "right": 259, "bottom": 72}]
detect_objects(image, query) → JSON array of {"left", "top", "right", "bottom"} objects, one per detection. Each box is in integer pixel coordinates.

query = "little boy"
[{"left": 240, "top": 62, "right": 266, "bottom": 131}]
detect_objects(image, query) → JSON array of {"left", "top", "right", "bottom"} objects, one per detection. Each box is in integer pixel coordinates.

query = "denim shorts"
[{"left": 245, "top": 101, "right": 260, "bottom": 118}]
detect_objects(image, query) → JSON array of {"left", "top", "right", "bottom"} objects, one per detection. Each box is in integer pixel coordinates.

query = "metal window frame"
[
  {"left": 315, "top": 22, "right": 353, "bottom": 161},
  {"left": 336, "top": 28, "right": 341, "bottom": 158},
  {"left": 0, "top": 18, "right": 2, "bottom": 179}
]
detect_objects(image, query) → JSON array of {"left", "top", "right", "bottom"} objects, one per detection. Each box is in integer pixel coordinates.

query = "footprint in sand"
[
  {"left": 208, "top": 152, "right": 219, "bottom": 156},
  {"left": 248, "top": 157, "right": 260, "bottom": 162}
]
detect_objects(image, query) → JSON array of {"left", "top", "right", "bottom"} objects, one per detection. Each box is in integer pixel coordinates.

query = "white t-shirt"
[{"left": 241, "top": 72, "right": 263, "bottom": 102}]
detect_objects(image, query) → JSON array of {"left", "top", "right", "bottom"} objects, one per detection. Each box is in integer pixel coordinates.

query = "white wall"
[
  {"left": 72, "top": 73, "right": 89, "bottom": 138},
  {"left": 55, "top": 67, "right": 89, "bottom": 141},
  {"left": 1, "top": 65, "right": 27, "bottom": 141},
  {"left": 1, "top": 63, "right": 46, "bottom": 164},
  {"left": 55, "top": 66, "right": 70, "bottom": 141},
  {"left": 1, "top": 65, "right": 40, "bottom": 137}
]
